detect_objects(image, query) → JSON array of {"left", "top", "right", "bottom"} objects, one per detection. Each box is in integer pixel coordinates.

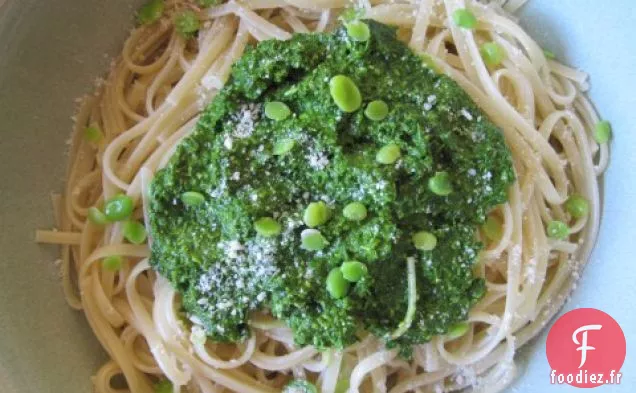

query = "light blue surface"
[
  {"left": 513, "top": 1, "right": 636, "bottom": 391},
  {"left": 0, "top": 1, "right": 634, "bottom": 392}
]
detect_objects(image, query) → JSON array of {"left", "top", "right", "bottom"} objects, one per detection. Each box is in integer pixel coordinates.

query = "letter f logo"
[{"left": 572, "top": 324, "right": 603, "bottom": 368}]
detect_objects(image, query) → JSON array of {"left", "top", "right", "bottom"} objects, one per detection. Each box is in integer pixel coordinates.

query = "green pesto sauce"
[{"left": 149, "top": 21, "right": 515, "bottom": 354}]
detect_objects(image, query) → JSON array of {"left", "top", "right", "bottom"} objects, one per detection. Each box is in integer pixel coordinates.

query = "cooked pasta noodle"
[{"left": 38, "top": 0, "right": 607, "bottom": 392}]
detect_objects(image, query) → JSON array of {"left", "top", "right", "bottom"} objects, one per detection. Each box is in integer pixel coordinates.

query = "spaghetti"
[{"left": 36, "top": 0, "right": 608, "bottom": 392}]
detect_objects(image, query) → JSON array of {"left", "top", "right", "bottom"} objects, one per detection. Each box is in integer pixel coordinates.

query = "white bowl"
[{"left": 0, "top": 0, "right": 634, "bottom": 391}]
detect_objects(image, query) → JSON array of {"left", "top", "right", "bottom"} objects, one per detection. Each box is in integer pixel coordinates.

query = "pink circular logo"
[{"left": 546, "top": 308, "right": 626, "bottom": 388}]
